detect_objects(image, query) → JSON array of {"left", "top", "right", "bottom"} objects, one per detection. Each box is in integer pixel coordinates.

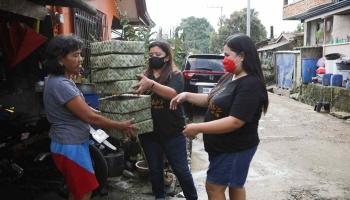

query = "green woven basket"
[
  {"left": 102, "top": 108, "right": 151, "bottom": 123},
  {"left": 106, "top": 119, "right": 154, "bottom": 138},
  {"left": 90, "top": 54, "right": 145, "bottom": 69},
  {"left": 99, "top": 94, "right": 151, "bottom": 113},
  {"left": 95, "top": 80, "right": 138, "bottom": 95},
  {"left": 90, "top": 40, "right": 145, "bottom": 55},
  {"left": 91, "top": 67, "right": 144, "bottom": 83}
]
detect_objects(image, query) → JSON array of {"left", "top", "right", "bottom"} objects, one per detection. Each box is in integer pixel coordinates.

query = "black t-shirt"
[
  {"left": 203, "top": 74, "right": 267, "bottom": 153},
  {"left": 151, "top": 72, "right": 186, "bottom": 137}
]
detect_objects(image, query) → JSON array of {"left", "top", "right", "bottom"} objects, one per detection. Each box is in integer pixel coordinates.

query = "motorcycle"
[{"left": 0, "top": 105, "right": 115, "bottom": 199}]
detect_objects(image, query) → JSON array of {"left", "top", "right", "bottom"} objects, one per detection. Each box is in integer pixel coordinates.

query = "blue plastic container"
[
  {"left": 302, "top": 58, "right": 318, "bottom": 84},
  {"left": 322, "top": 73, "right": 332, "bottom": 86},
  {"left": 83, "top": 93, "right": 99, "bottom": 109},
  {"left": 331, "top": 74, "right": 343, "bottom": 87}
]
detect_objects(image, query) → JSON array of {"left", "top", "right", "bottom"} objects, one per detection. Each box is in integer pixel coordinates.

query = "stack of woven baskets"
[{"left": 90, "top": 40, "right": 153, "bottom": 138}]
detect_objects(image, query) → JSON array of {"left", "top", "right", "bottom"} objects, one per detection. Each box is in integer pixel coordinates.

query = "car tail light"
[
  {"left": 183, "top": 71, "right": 195, "bottom": 80},
  {"left": 183, "top": 70, "right": 225, "bottom": 80}
]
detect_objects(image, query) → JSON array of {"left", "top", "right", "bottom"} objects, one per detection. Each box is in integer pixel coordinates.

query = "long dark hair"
[
  {"left": 145, "top": 41, "right": 179, "bottom": 84},
  {"left": 225, "top": 34, "right": 269, "bottom": 113},
  {"left": 44, "top": 35, "right": 83, "bottom": 75}
]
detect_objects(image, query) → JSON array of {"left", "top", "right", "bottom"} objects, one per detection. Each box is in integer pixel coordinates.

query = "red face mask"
[{"left": 223, "top": 57, "right": 236, "bottom": 73}]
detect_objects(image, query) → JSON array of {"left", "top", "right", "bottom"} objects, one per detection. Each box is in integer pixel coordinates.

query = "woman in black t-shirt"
[
  {"left": 134, "top": 41, "right": 197, "bottom": 200},
  {"left": 170, "top": 34, "right": 269, "bottom": 200}
]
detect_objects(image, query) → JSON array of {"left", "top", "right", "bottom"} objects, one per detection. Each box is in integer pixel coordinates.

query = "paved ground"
[
  {"left": 104, "top": 93, "right": 350, "bottom": 200},
  {"left": 4, "top": 93, "right": 350, "bottom": 199},
  {"left": 243, "top": 93, "right": 350, "bottom": 200}
]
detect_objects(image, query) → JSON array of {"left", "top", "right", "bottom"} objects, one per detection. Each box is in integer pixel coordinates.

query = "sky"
[{"left": 145, "top": 0, "right": 300, "bottom": 38}]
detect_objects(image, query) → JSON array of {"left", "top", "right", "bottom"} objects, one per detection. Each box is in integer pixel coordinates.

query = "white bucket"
[{"left": 325, "top": 59, "right": 337, "bottom": 74}]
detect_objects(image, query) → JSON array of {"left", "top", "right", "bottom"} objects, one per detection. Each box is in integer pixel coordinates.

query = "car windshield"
[{"left": 187, "top": 57, "right": 224, "bottom": 72}]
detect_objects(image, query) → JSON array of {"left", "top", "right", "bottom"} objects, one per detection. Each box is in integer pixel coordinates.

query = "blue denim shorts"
[{"left": 206, "top": 146, "right": 257, "bottom": 188}]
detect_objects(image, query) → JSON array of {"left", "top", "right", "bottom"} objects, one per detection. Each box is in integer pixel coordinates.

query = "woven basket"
[
  {"left": 106, "top": 119, "right": 153, "bottom": 138},
  {"left": 102, "top": 108, "right": 151, "bottom": 123},
  {"left": 90, "top": 40, "right": 145, "bottom": 55},
  {"left": 91, "top": 67, "right": 144, "bottom": 83},
  {"left": 99, "top": 94, "right": 151, "bottom": 113},
  {"left": 95, "top": 80, "right": 138, "bottom": 95},
  {"left": 90, "top": 54, "right": 145, "bottom": 69}
]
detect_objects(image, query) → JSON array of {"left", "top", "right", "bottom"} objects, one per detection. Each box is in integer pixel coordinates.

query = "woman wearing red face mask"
[
  {"left": 133, "top": 41, "right": 198, "bottom": 200},
  {"left": 170, "top": 34, "right": 269, "bottom": 200}
]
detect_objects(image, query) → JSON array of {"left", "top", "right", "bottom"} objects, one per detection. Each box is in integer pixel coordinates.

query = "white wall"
[
  {"left": 332, "top": 14, "right": 350, "bottom": 42},
  {"left": 324, "top": 43, "right": 350, "bottom": 57}
]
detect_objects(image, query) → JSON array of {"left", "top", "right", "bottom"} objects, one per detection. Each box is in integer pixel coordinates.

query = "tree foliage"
[
  {"left": 296, "top": 23, "right": 304, "bottom": 32},
  {"left": 167, "top": 27, "right": 186, "bottom": 68},
  {"left": 178, "top": 17, "right": 215, "bottom": 54},
  {"left": 209, "top": 8, "right": 267, "bottom": 53}
]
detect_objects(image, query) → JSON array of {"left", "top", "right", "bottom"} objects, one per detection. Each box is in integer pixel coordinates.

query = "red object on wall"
[{"left": 0, "top": 20, "right": 47, "bottom": 67}]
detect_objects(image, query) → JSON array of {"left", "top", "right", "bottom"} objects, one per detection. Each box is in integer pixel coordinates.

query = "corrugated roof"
[{"left": 258, "top": 40, "right": 291, "bottom": 52}]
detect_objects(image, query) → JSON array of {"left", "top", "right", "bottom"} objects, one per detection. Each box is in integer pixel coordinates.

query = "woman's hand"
[
  {"left": 169, "top": 92, "right": 188, "bottom": 110},
  {"left": 133, "top": 74, "right": 155, "bottom": 95},
  {"left": 183, "top": 123, "right": 201, "bottom": 138},
  {"left": 119, "top": 119, "right": 135, "bottom": 138}
]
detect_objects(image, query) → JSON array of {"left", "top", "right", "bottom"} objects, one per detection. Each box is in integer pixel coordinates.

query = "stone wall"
[{"left": 299, "top": 84, "right": 350, "bottom": 112}]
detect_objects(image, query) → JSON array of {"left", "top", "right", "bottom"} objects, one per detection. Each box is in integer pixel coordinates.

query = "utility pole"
[
  {"left": 208, "top": 6, "right": 224, "bottom": 27},
  {"left": 247, "top": 0, "right": 251, "bottom": 37}
]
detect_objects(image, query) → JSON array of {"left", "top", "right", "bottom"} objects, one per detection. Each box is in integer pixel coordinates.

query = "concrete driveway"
[
  {"left": 191, "top": 93, "right": 350, "bottom": 200},
  {"left": 6, "top": 93, "right": 350, "bottom": 200}
]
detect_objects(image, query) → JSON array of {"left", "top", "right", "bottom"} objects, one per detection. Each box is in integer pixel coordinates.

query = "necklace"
[{"left": 232, "top": 72, "right": 247, "bottom": 81}]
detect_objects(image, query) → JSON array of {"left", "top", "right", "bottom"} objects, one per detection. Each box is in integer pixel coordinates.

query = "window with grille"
[{"left": 73, "top": 8, "right": 107, "bottom": 80}]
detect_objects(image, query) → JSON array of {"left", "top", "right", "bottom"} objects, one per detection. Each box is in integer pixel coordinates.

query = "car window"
[{"left": 186, "top": 57, "right": 224, "bottom": 72}]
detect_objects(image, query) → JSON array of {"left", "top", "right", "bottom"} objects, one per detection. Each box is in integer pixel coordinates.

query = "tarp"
[
  {"left": 0, "top": 20, "right": 47, "bottom": 67},
  {"left": 276, "top": 53, "right": 295, "bottom": 89}
]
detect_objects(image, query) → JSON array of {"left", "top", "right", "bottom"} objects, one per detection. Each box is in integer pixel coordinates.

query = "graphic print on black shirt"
[
  {"left": 203, "top": 74, "right": 266, "bottom": 153},
  {"left": 151, "top": 72, "right": 186, "bottom": 137}
]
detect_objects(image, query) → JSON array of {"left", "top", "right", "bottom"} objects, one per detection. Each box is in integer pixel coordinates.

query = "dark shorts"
[{"left": 206, "top": 146, "right": 257, "bottom": 188}]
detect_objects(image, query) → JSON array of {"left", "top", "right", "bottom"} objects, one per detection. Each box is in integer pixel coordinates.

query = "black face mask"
[{"left": 149, "top": 56, "right": 166, "bottom": 69}]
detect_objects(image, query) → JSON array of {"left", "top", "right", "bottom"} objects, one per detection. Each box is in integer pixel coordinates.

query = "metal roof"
[{"left": 258, "top": 40, "right": 292, "bottom": 52}]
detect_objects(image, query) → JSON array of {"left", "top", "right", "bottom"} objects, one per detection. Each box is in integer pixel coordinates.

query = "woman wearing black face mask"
[{"left": 133, "top": 41, "right": 198, "bottom": 200}]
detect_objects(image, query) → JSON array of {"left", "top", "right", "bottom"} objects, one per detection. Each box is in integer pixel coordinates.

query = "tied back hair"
[{"left": 44, "top": 35, "right": 83, "bottom": 76}]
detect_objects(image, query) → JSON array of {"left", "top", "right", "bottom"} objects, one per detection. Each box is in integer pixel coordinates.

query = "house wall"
[
  {"left": 324, "top": 43, "right": 350, "bottom": 57},
  {"left": 55, "top": 7, "right": 74, "bottom": 35},
  {"left": 88, "top": 0, "right": 118, "bottom": 39},
  {"left": 55, "top": 0, "right": 118, "bottom": 39},
  {"left": 294, "top": 47, "right": 321, "bottom": 88},
  {"left": 283, "top": 0, "right": 332, "bottom": 19},
  {"left": 305, "top": 19, "right": 324, "bottom": 46},
  {"left": 300, "top": 47, "right": 322, "bottom": 59},
  {"left": 118, "top": 0, "right": 138, "bottom": 19},
  {"left": 332, "top": 14, "right": 350, "bottom": 42}
]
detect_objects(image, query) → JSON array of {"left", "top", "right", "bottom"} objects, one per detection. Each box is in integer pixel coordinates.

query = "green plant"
[
  {"left": 117, "top": 11, "right": 156, "bottom": 63},
  {"left": 168, "top": 27, "right": 187, "bottom": 67}
]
